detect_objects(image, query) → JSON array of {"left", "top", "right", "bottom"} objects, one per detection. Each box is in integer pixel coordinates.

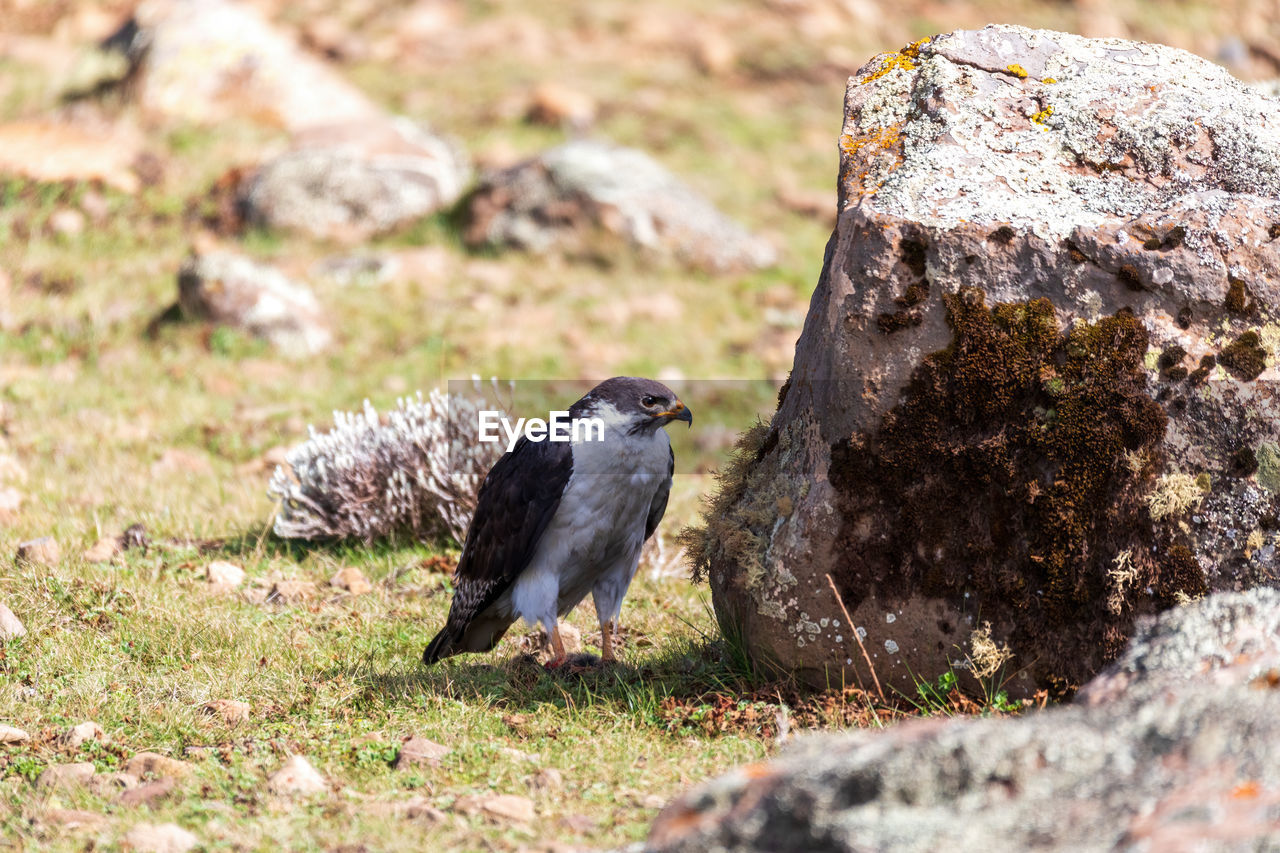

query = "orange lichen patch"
[
  {"left": 839, "top": 125, "right": 905, "bottom": 194},
  {"left": 1232, "top": 781, "right": 1261, "bottom": 800},
  {"left": 840, "top": 126, "right": 902, "bottom": 161},
  {"left": 1043, "top": 77, "right": 1058, "bottom": 84},
  {"left": 1006, "top": 64, "right": 1028, "bottom": 79},
  {"left": 1031, "top": 104, "right": 1055, "bottom": 128},
  {"left": 861, "top": 38, "right": 930, "bottom": 84}
]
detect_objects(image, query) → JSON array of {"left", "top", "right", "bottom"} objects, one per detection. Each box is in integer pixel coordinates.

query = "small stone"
[
  {"left": 454, "top": 793, "right": 536, "bottom": 825},
  {"left": 38, "top": 762, "right": 96, "bottom": 790},
  {"left": 558, "top": 813, "right": 597, "bottom": 835},
  {"left": 44, "top": 808, "right": 108, "bottom": 830},
  {"left": 201, "top": 699, "right": 250, "bottom": 725},
  {"left": 395, "top": 736, "right": 450, "bottom": 769},
  {"left": 524, "top": 621, "right": 582, "bottom": 659},
  {"left": 691, "top": 32, "right": 736, "bottom": 75},
  {"left": 525, "top": 83, "right": 596, "bottom": 127},
  {"left": 0, "top": 486, "right": 22, "bottom": 514},
  {"left": 267, "top": 755, "right": 327, "bottom": 796},
  {"left": 205, "top": 561, "right": 245, "bottom": 588},
  {"left": 16, "top": 536, "right": 60, "bottom": 567},
  {"left": 0, "top": 724, "right": 30, "bottom": 744},
  {"left": 642, "top": 794, "right": 667, "bottom": 809},
  {"left": 330, "top": 566, "right": 372, "bottom": 595},
  {"left": 152, "top": 448, "right": 212, "bottom": 475},
  {"left": 84, "top": 537, "right": 122, "bottom": 563},
  {"left": 121, "top": 524, "right": 149, "bottom": 551},
  {"left": 0, "top": 604, "right": 26, "bottom": 640},
  {"left": 559, "top": 622, "right": 583, "bottom": 653},
  {"left": 80, "top": 190, "right": 110, "bottom": 222},
  {"left": 404, "top": 797, "right": 446, "bottom": 823},
  {"left": 63, "top": 721, "right": 104, "bottom": 747},
  {"left": 48, "top": 207, "right": 86, "bottom": 238},
  {"left": 176, "top": 250, "right": 332, "bottom": 357},
  {"left": 529, "top": 768, "right": 563, "bottom": 792},
  {"left": 499, "top": 747, "right": 542, "bottom": 763},
  {"left": 122, "top": 752, "right": 191, "bottom": 780},
  {"left": 88, "top": 772, "right": 141, "bottom": 796},
  {"left": 121, "top": 822, "right": 197, "bottom": 853},
  {"left": 269, "top": 579, "right": 317, "bottom": 603},
  {"left": 120, "top": 777, "right": 177, "bottom": 808}
]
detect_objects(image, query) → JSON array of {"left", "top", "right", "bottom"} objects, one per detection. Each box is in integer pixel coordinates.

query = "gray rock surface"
[
  {"left": 107, "top": 0, "right": 380, "bottom": 130},
  {"left": 241, "top": 119, "right": 469, "bottom": 239},
  {"left": 464, "top": 140, "right": 775, "bottom": 273},
  {"left": 177, "top": 250, "right": 331, "bottom": 356},
  {"left": 693, "top": 25, "right": 1280, "bottom": 696},
  {"left": 640, "top": 589, "right": 1280, "bottom": 853},
  {"left": 109, "top": 0, "right": 469, "bottom": 237}
]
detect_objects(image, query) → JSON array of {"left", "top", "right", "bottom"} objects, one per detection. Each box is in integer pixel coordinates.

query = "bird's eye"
[{"left": 641, "top": 395, "right": 658, "bottom": 407}]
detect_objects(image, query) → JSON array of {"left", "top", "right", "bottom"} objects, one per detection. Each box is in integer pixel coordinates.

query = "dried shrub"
[{"left": 268, "top": 391, "right": 502, "bottom": 544}]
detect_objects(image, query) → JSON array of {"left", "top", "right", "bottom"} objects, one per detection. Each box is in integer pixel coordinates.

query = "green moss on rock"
[
  {"left": 1258, "top": 442, "right": 1280, "bottom": 493},
  {"left": 1220, "top": 331, "right": 1268, "bottom": 380},
  {"left": 829, "top": 288, "right": 1201, "bottom": 695}
]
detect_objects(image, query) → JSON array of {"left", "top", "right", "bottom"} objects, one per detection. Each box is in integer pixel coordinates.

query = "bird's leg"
[
  {"left": 600, "top": 620, "right": 615, "bottom": 663},
  {"left": 544, "top": 622, "right": 568, "bottom": 669}
]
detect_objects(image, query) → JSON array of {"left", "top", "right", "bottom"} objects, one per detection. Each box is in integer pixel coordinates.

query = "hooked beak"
[{"left": 657, "top": 400, "right": 693, "bottom": 427}]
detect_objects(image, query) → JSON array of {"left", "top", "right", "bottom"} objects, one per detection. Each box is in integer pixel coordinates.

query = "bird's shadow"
[{"left": 329, "top": 641, "right": 740, "bottom": 715}]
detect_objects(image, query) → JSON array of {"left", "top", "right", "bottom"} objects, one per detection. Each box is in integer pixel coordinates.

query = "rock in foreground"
[
  {"left": 464, "top": 140, "right": 775, "bottom": 273},
  {"left": 640, "top": 589, "right": 1280, "bottom": 853},
  {"left": 695, "top": 25, "right": 1280, "bottom": 696}
]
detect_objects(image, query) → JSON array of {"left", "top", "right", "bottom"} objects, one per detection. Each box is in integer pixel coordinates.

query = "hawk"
[{"left": 423, "top": 377, "right": 691, "bottom": 667}]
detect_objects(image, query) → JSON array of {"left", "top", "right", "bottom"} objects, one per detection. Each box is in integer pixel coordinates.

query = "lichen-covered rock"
[
  {"left": 639, "top": 589, "right": 1280, "bottom": 853},
  {"left": 240, "top": 119, "right": 469, "bottom": 239},
  {"left": 691, "top": 26, "right": 1280, "bottom": 697},
  {"left": 177, "top": 250, "right": 331, "bottom": 356},
  {"left": 105, "top": 0, "right": 380, "bottom": 130},
  {"left": 463, "top": 140, "right": 775, "bottom": 273}
]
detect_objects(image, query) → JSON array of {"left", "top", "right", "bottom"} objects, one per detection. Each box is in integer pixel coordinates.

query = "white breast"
[{"left": 508, "top": 402, "right": 671, "bottom": 628}]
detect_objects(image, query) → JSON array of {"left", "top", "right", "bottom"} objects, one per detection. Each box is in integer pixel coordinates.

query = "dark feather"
[
  {"left": 644, "top": 444, "right": 674, "bottom": 541},
  {"left": 423, "top": 434, "right": 572, "bottom": 664}
]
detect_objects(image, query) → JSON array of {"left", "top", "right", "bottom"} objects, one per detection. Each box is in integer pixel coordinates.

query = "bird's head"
[{"left": 574, "top": 377, "right": 692, "bottom": 436}]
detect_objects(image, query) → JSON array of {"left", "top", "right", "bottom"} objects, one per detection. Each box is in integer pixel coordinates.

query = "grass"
[
  {"left": 0, "top": 0, "right": 1259, "bottom": 848},
  {"left": 0, "top": 534, "right": 869, "bottom": 850}
]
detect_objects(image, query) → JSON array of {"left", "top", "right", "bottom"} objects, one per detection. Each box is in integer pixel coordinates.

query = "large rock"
[
  {"left": 463, "top": 140, "right": 776, "bottom": 273},
  {"left": 640, "top": 589, "right": 1280, "bottom": 852},
  {"left": 240, "top": 119, "right": 469, "bottom": 239},
  {"left": 107, "top": 1, "right": 468, "bottom": 236},
  {"left": 177, "top": 250, "right": 331, "bottom": 356},
  {"left": 107, "top": 0, "right": 380, "bottom": 130},
  {"left": 692, "top": 26, "right": 1280, "bottom": 697}
]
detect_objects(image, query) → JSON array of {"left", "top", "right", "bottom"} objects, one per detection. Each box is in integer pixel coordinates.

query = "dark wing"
[
  {"left": 644, "top": 444, "right": 675, "bottom": 541},
  {"left": 423, "top": 436, "right": 572, "bottom": 663}
]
